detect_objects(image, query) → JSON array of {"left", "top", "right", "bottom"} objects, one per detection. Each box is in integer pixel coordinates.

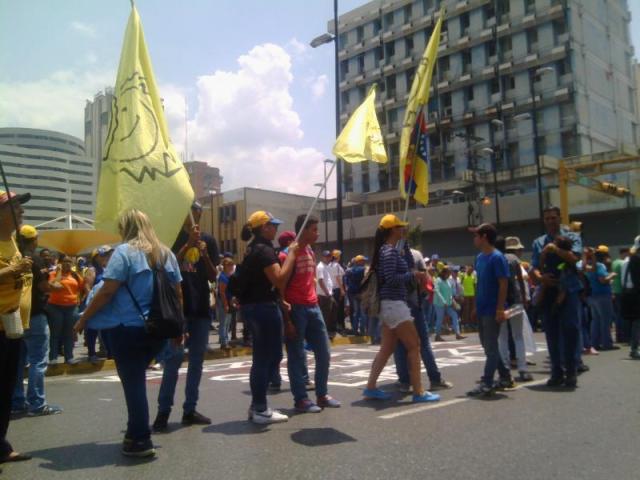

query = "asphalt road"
[{"left": 4, "top": 333, "right": 640, "bottom": 480}]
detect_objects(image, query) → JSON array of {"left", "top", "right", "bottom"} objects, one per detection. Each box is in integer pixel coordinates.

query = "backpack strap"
[{"left": 124, "top": 283, "right": 146, "bottom": 321}]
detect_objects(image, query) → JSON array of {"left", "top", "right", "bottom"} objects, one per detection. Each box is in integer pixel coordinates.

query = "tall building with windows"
[
  {"left": 184, "top": 160, "right": 223, "bottom": 198},
  {"left": 0, "top": 128, "right": 96, "bottom": 229},
  {"left": 84, "top": 88, "right": 114, "bottom": 181},
  {"left": 325, "top": 0, "right": 639, "bottom": 260}
]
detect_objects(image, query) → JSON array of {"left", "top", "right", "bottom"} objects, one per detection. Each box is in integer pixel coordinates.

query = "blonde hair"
[{"left": 118, "top": 209, "right": 169, "bottom": 266}]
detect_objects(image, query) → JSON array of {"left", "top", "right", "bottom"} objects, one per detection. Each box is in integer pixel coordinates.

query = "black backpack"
[{"left": 126, "top": 265, "right": 185, "bottom": 339}]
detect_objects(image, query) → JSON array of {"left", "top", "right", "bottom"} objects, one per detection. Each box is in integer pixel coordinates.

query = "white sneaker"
[{"left": 248, "top": 407, "right": 288, "bottom": 425}]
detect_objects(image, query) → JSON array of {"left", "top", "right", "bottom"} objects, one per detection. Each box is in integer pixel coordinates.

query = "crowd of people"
[{"left": 1, "top": 189, "right": 639, "bottom": 464}]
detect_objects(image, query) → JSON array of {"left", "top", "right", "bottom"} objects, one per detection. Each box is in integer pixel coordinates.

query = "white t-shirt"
[
  {"left": 316, "top": 261, "right": 334, "bottom": 296},
  {"left": 621, "top": 258, "right": 634, "bottom": 288},
  {"left": 326, "top": 261, "right": 344, "bottom": 291},
  {"left": 411, "top": 249, "right": 427, "bottom": 271}
]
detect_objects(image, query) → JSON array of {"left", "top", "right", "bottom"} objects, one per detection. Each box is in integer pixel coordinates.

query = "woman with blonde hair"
[
  {"left": 75, "top": 209, "right": 182, "bottom": 458},
  {"left": 363, "top": 215, "right": 440, "bottom": 403}
]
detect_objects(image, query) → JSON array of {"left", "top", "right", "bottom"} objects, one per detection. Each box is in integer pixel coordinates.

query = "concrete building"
[
  {"left": 197, "top": 188, "right": 315, "bottom": 261},
  {"left": 84, "top": 88, "right": 114, "bottom": 181},
  {"left": 185, "top": 161, "right": 223, "bottom": 198},
  {"left": 324, "top": 0, "right": 639, "bottom": 262},
  {"left": 0, "top": 128, "right": 96, "bottom": 229}
]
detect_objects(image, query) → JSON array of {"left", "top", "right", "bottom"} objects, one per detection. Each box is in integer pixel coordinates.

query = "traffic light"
[{"left": 600, "top": 181, "right": 629, "bottom": 197}]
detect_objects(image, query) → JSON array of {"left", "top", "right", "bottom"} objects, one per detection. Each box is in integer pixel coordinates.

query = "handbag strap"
[{"left": 124, "top": 283, "right": 146, "bottom": 321}]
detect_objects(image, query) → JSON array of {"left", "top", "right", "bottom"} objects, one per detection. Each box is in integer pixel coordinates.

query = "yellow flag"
[
  {"left": 332, "top": 85, "right": 387, "bottom": 164},
  {"left": 399, "top": 8, "right": 445, "bottom": 205},
  {"left": 95, "top": 6, "right": 194, "bottom": 246}
]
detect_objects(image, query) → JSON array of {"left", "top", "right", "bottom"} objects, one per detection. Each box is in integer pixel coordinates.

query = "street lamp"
[
  {"left": 310, "top": 0, "right": 343, "bottom": 254},
  {"left": 481, "top": 147, "right": 501, "bottom": 227}
]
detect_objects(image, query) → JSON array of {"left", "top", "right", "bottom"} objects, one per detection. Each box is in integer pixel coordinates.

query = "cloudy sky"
[{"left": 2, "top": 0, "right": 640, "bottom": 198}]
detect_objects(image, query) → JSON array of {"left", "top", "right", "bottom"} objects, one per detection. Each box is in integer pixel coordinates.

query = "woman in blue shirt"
[{"left": 74, "top": 210, "right": 182, "bottom": 458}]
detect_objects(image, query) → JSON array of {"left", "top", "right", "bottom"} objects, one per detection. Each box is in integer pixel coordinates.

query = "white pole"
[{"left": 295, "top": 160, "right": 337, "bottom": 242}]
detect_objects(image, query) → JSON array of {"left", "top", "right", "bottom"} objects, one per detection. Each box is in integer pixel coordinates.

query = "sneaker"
[
  {"left": 248, "top": 407, "right": 288, "bottom": 425},
  {"left": 28, "top": 405, "right": 63, "bottom": 417},
  {"left": 121, "top": 438, "right": 155, "bottom": 458},
  {"left": 268, "top": 383, "right": 282, "bottom": 393},
  {"left": 412, "top": 391, "right": 440, "bottom": 403},
  {"left": 516, "top": 372, "right": 534, "bottom": 383},
  {"left": 305, "top": 381, "right": 316, "bottom": 391},
  {"left": 584, "top": 347, "right": 599, "bottom": 355},
  {"left": 546, "top": 376, "right": 565, "bottom": 387},
  {"left": 295, "top": 399, "right": 322, "bottom": 413},
  {"left": 65, "top": 358, "right": 80, "bottom": 365},
  {"left": 182, "top": 411, "right": 211, "bottom": 426},
  {"left": 455, "top": 334, "right": 467, "bottom": 340},
  {"left": 466, "top": 384, "right": 495, "bottom": 397},
  {"left": 88, "top": 355, "right": 100, "bottom": 364},
  {"left": 317, "top": 395, "right": 341, "bottom": 408},
  {"left": 496, "top": 377, "right": 516, "bottom": 391},
  {"left": 395, "top": 382, "right": 412, "bottom": 394},
  {"left": 152, "top": 412, "right": 170, "bottom": 432},
  {"left": 564, "top": 375, "right": 578, "bottom": 388},
  {"left": 363, "top": 388, "right": 392, "bottom": 401},
  {"left": 434, "top": 335, "right": 446, "bottom": 342},
  {"left": 429, "top": 380, "right": 453, "bottom": 391},
  {"left": 149, "top": 363, "right": 163, "bottom": 371},
  {"left": 577, "top": 364, "right": 590, "bottom": 374}
]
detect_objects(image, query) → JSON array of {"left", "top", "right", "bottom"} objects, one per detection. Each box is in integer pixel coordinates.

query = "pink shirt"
[{"left": 285, "top": 246, "right": 318, "bottom": 306}]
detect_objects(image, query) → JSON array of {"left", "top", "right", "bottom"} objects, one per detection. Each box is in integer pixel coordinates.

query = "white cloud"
[
  {"left": 71, "top": 21, "right": 97, "bottom": 38},
  {"left": 309, "top": 74, "right": 328, "bottom": 100},
  {"left": 182, "top": 43, "right": 332, "bottom": 196},
  {"left": 286, "top": 37, "right": 308, "bottom": 58},
  {"left": 0, "top": 68, "right": 114, "bottom": 138}
]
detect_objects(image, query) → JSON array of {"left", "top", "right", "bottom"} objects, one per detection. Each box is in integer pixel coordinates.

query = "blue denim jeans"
[
  {"left": 108, "top": 325, "right": 164, "bottom": 441},
  {"left": 286, "top": 305, "right": 331, "bottom": 402},
  {"left": 347, "top": 294, "right": 366, "bottom": 335},
  {"left": 86, "top": 328, "right": 99, "bottom": 357},
  {"left": 434, "top": 305, "right": 460, "bottom": 335},
  {"left": 157, "top": 316, "right": 210, "bottom": 415},
  {"left": 47, "top": 304, "right": 78, "bottom": 362},
  {"left": 12, "top": 313, "right": 49, "bottom": 412},
  {"left": 242, "top": 303, "right": 283, "bottom": 411},
  {"left": 395, "top": 304, "right": 442, "bottom": 384},
  {"left": 422, "top": 300, "right": 434, "bottom": 334},
  {"left": 478, "top": 314, "right": 511, "bottom": 386},
  {"left": 543, "top": 291, "right": 580, "bottom": 378},
  {"left": 217, "top": 301, "right": 232, "bottom": 346},
  {"left": 588, "top": 295, "right": 614, "bottom": 349}
]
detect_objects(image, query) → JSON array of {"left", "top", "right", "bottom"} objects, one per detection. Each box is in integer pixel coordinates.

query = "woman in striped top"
[{"left": 363, "top": 215, "right": 440, "bottom": 404}]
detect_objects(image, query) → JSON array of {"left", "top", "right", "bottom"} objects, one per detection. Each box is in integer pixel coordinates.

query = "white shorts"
[{"left": 379, "top": 300, "right": 413, "bottom": 330}]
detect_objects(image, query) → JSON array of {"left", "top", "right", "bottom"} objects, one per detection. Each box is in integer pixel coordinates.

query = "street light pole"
[{"left": 333, "top": 0, "right": 344, "bottom": 254}]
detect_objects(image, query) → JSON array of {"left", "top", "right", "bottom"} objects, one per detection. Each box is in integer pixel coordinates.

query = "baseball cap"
[
  {"left": 431, "top": 253, "right": 440, "bottom": 261},
  {"left": 0, "top": 190, "right": 30, "bottom": 207},
  {"left": 331, "top": 249, "right": 342, "bottom": 258},
  {"left": 505, "top": 236, "right": 525, "bottom": 251},
  {"left": 596, "top": 245, "right": 609, "bottom": 254},
  {"left": 354, "top": 255, "right": 367, "bottom": 263},
  {"left": 322, "top": 250, "right": 332, "bottom": 257},
  {"left": 379, "top": 214, "right": 408, "bottom": 229},
  {"left": 92, "top": 245, "right": 114, "bottom": 258},
  {"left": 469, "top": 223, "right": 498, "bottom": 244},
  {"left": 19, "top": 224, "right": 37, "bottom": 239},
  {"left": 247, "top": 211, "right": 283, "bottom": 229},
  {"left": 278, "top": 231, "right": 296, "bottom": 248}
]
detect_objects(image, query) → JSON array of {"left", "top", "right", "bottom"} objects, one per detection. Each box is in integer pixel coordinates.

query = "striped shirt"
[{"left": 377, "top": 244, "right": 412, "bottom": 301}]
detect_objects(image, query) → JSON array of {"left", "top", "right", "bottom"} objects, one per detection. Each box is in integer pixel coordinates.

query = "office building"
[
  {"left": 185, "top": 161, "right": 223, "bottom": 198},
  {"left": 84, "top": 88, "right": 114, "bottom": 181}
]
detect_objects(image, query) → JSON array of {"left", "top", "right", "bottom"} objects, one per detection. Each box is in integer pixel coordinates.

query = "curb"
[{"left": 44, "top": 335, "right": 373, "bottom": 377}]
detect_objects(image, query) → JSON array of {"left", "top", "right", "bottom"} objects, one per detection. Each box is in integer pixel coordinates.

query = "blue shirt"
[
  {"left": 377, "top": 244, "right": 412, "bottom": 301},
  {"left": 577, "top": 261, "right": 611, "bottom": 296},
  {"left": 475, "top": 250, "right": 509, "bottom": 317},
  {"left": 531, "top": 229, "right": 583, "bottom": 294},
  {"left": 345, "top": 265, "right": 366, "bottom": 294},
  {"left": 87, "top": 244, "right": 182, "bottom": 330}
]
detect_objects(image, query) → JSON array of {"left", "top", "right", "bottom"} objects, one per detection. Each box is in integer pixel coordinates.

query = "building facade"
[
  {"left": 0, "top": 128, "right": 96, "bottom": 229},
  {"left": 84, "top": 88, "right": 114, "bottom": 182},
  {"left": 185, "top": 161, "right": 223, "bottom": 198},
  {"left": 324, "top": 0, "right": 639, "bottom": 261}
]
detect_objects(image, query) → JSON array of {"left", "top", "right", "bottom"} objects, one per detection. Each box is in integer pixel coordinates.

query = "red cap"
[{"left": 278, "top": 231, "right": 296, "bottom": 248}]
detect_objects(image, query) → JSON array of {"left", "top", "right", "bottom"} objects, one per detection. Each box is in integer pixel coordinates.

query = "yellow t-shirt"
[{"left": 0, "top": 238, "right": 32, "bottom": 329}]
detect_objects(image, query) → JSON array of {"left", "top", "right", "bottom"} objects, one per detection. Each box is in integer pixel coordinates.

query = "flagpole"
[{"left": 295, "top": 160, "right": 337, "bottom": 242}]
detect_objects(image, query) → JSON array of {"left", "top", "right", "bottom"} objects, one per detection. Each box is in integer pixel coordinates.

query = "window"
[
  {"left": 497, "top": 0, "right": 510, "bottom": 18},
  {"left": 556, "top": 58, "right": 570, "bottom": 77},
  {"left": 341, "top": 91, "right": 349, "bottom": 111},
  {"left": 384, "top": 11, "right": 394, "bottom": 28},
  {"left": 406, "top": 67, "right": 416, "bottom": 88},
  {"left": 373, "top": 19, "right": 382, "bottom": 35},
  {"left": 374, "top": 46, "right": 383, "bottom": 66},
  {"left": 385, "top": 41, "right": 395, "bottom": 59},
  {"left": 357, "top": 54, "right": 365, "bottom": 73},
  {"left": 358, "top": 85, "right": 366, "bottom": 100},
  {"left": 390, "top": 143, "right": 399, "bottom": 161},
  {"left": 462, "top": 50, "right": 471, "bottom": 74},
  {"left": 362, "top": 173, "right": 370, "bottom": 192},
  {"left": 356, "top": 26, "right": 364, "bottom": 43},
  {"left": 484, "top": 2, "right": 496, "bottom": 22},
  {"left": 499, "top": 36, "right": 512, "bottom": 58},
  {"left": 340, "top": 60, "right": 349, "bottom": 77},
  {"left": 460, "top": 12, "right": 470, "bottom": 35},
  {"left": 439, "top": 55, "right": 450, "bottom": 80},
  {"left": 100, "top": 111, "right": 109, "bottom": 125},
  {"left": 405, "top": 36, "right": 414, "bottom": 55},
  {"left": 502, "top": 75, "right": 515, "bottom": 91},
  {"left": 403, "top": 4, "right": 412, "bottom": 23},
  {"left": 561, "top": 130, "right": 577, "bottom": 157},
  {"left": 536, "top": 136, "right": 547, "bottom": 156},
  {"left": 508, "top": 142, "right": 519, "bottom": 167},
  {"left": 388, "top": 108, "right": 398, "bottom": 127},
  {"left": 84, "top": 121, "right": 92, "bottom": 135},
  {"left": 527, "top": 28, "right": 538, "bottom": 52},
  {"left": 490, "top": 77, "right": 500, "bottom": 95},
  {"left": 466, "top": 86, "right": 475, "bottom": 103},
  {"left": 487, "top": 40, "right": 497, "bottom": 59},
  {"left": 525, "top": 0, "right": 536, "bottom": 14},
  {"left": 444, "top": 154, "right": 455, "bottom": 179},
  {"left": 442, "top": 92, "right": 452, "bottom": 109},
  {"left": 422, "top": 0, "right": 433, "bottom": 15},
  {"left": 338, "top": 33, "right": 348, "bottom": 49},
  {"left": 386, "top": 75, "right": 396, "bottom": 97}
]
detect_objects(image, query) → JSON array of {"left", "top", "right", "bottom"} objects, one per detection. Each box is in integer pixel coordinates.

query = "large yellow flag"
[
  {"left": 333, "top": 85, "right": 387, "bottom": 164},
  {"left": 399, "top": 9, "right": 445, "bottom": 205},
  {"left": 95, "top": 6, "right": 194, "bottom": 246}
]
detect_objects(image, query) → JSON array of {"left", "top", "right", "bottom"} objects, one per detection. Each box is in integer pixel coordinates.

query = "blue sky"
[{"left": 1, "top": 0, "right": 640, "bottom": 195}]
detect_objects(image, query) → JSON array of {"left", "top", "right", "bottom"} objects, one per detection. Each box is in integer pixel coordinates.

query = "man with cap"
[
  {"left": 316, "top": 250, "right": 336, "bottom": 337},
  {"left": 12, "top": 225, "right": 62, "bottom": 417},
  {"left": 153, "top": 201, "right": 219, "bottom": 431},
  {"left": 531, "top": 206, "right": 583, "bottom": 388},
  {"left": 0, "top": 190, "right": 33, "bottom": 464},
  {"left": 344, "top": 255, "right": 367, "bottom": 335},
  {"left": 327, "top": 250, "right": 346, "bottom": 333}
]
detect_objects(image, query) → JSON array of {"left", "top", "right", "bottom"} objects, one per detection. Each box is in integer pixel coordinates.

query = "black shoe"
[
  {"left": 152, "top": 412, "right": 169, "bottom": 432},
  {"left": 564, "top": 375, "right": 577, "bottom": 388},
  {"left": 517, "top": 372, "right": 534, "bottom": 382},
  {"left": 546, "top": 376, "right": 565, "bottom": 387},
  {"left": 600, "top": 345, "right": 621, "bottom": 351},
  {"left": 121, "top": 438, "right": 155, "bottom": 458},
  {"left": 268, "top": 383, "right": 282, "bottom": 392},
  {"left": 182, "top": 411, "right": 211, "bottom": 426},
  {"left": 496, "top": 378, "right": 516, "bottom": 391},
  {"left": 467, "top": 384, "right": 495, "bottom": 397},
  {"left": 577, "top": 364, "right": 590, "bottom": 374}
]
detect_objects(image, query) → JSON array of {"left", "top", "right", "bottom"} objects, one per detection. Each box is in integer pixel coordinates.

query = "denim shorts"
[{"left": 379, "top": 300, "right": 413, "bottom": 329}]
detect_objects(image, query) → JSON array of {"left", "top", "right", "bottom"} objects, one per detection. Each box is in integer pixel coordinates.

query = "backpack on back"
[{"left": 360, "top": 268, "right": 380, "bottom": 317}]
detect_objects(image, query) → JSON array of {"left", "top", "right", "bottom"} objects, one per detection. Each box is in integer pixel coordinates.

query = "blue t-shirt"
[
  {"left": 345, "top": 265, "right": 366, "bottom": 294},
  {"left": 475, "top": 250, "right": 509, "bottom": 317},
  {"left": 217, "top": 272, "right": 232, "bottom": 301},
  {"left": 577, "top": 261, "right": 611, "bottom": 296},
  {"left": 531, "top": 229, "right": 583, "bottom": 294},
  {"left": 87, "top": 244, "right": 182, "bottom": 330}
]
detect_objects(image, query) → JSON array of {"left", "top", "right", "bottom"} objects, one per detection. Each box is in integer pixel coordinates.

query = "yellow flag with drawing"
[
  {"left": 332, "top": 85, "right": 387, "bottom": 164},
  {"left": 95, "top": 6, "right": 194, "bottom": 246}
]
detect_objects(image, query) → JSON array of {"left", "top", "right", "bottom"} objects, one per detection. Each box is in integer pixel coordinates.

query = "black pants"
[{"left": 0, "top": 332, "right": 22, "bottom": 459}]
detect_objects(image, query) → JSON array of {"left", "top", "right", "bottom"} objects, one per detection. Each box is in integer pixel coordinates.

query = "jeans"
[
  {"left": 86, "top": 328, "right": 99, "bottom": 357},
  {"left": 217, "top": 301, "right": 232, "bottom": 346},
  {"left": 395, "top": 304, "right": 442, "bottom": 384},
  {"left": 588, "top": 295, "right": 614, "bottom": 349},
  {"left": 242, "top": 303, "right": 283, "bottom": 411},
  {"left": 347, "top": 294, "right": 366, "bottom": 335},
  {"left": 318, "top": 295, "right": 336, "bottom": 334},
  {"left": 0, "top": 332, "right": 21, "bottom": 459},
  {"left": 498, "top": 307, "right": 527, "bottom": 373},
  {"left": 462, "top": 296, "right": 475, "bottom": 327},
  {"left": 434, "top": 305, "right": 460, "bottom": 335},
  {"left": 12, "top": 313, "right": 49, "bottom": 412},
  {"left": 108, "top": 326, "right": 163, "bottom": 442},
  {"left": 332, "top": 288, "right": 345, "bottom": 331},
  {"left": 47, "top": 304, "right": 78, "bottom": 362},
  {"left": 543, "top": 291, "right": 580, "bottom": 378},
  {"left": 157, "top": 316, "right": 210, "bottom": 415},
  {"left": 286, "top": 305, "right": 331, "bottom": 402},
  {"left": 580, "top": 301, "right": 592, "bottom": 349},
  {"left": 478, "top": 315, "right": 511, "bottom": 387},
  {"left": 422, "top": 300, "right": 435, "bottom": 333}
]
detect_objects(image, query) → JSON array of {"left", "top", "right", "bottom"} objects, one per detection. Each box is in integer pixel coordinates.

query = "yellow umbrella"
[{"left": 37, "top": 229, "right": 121, "bottom": 256}]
